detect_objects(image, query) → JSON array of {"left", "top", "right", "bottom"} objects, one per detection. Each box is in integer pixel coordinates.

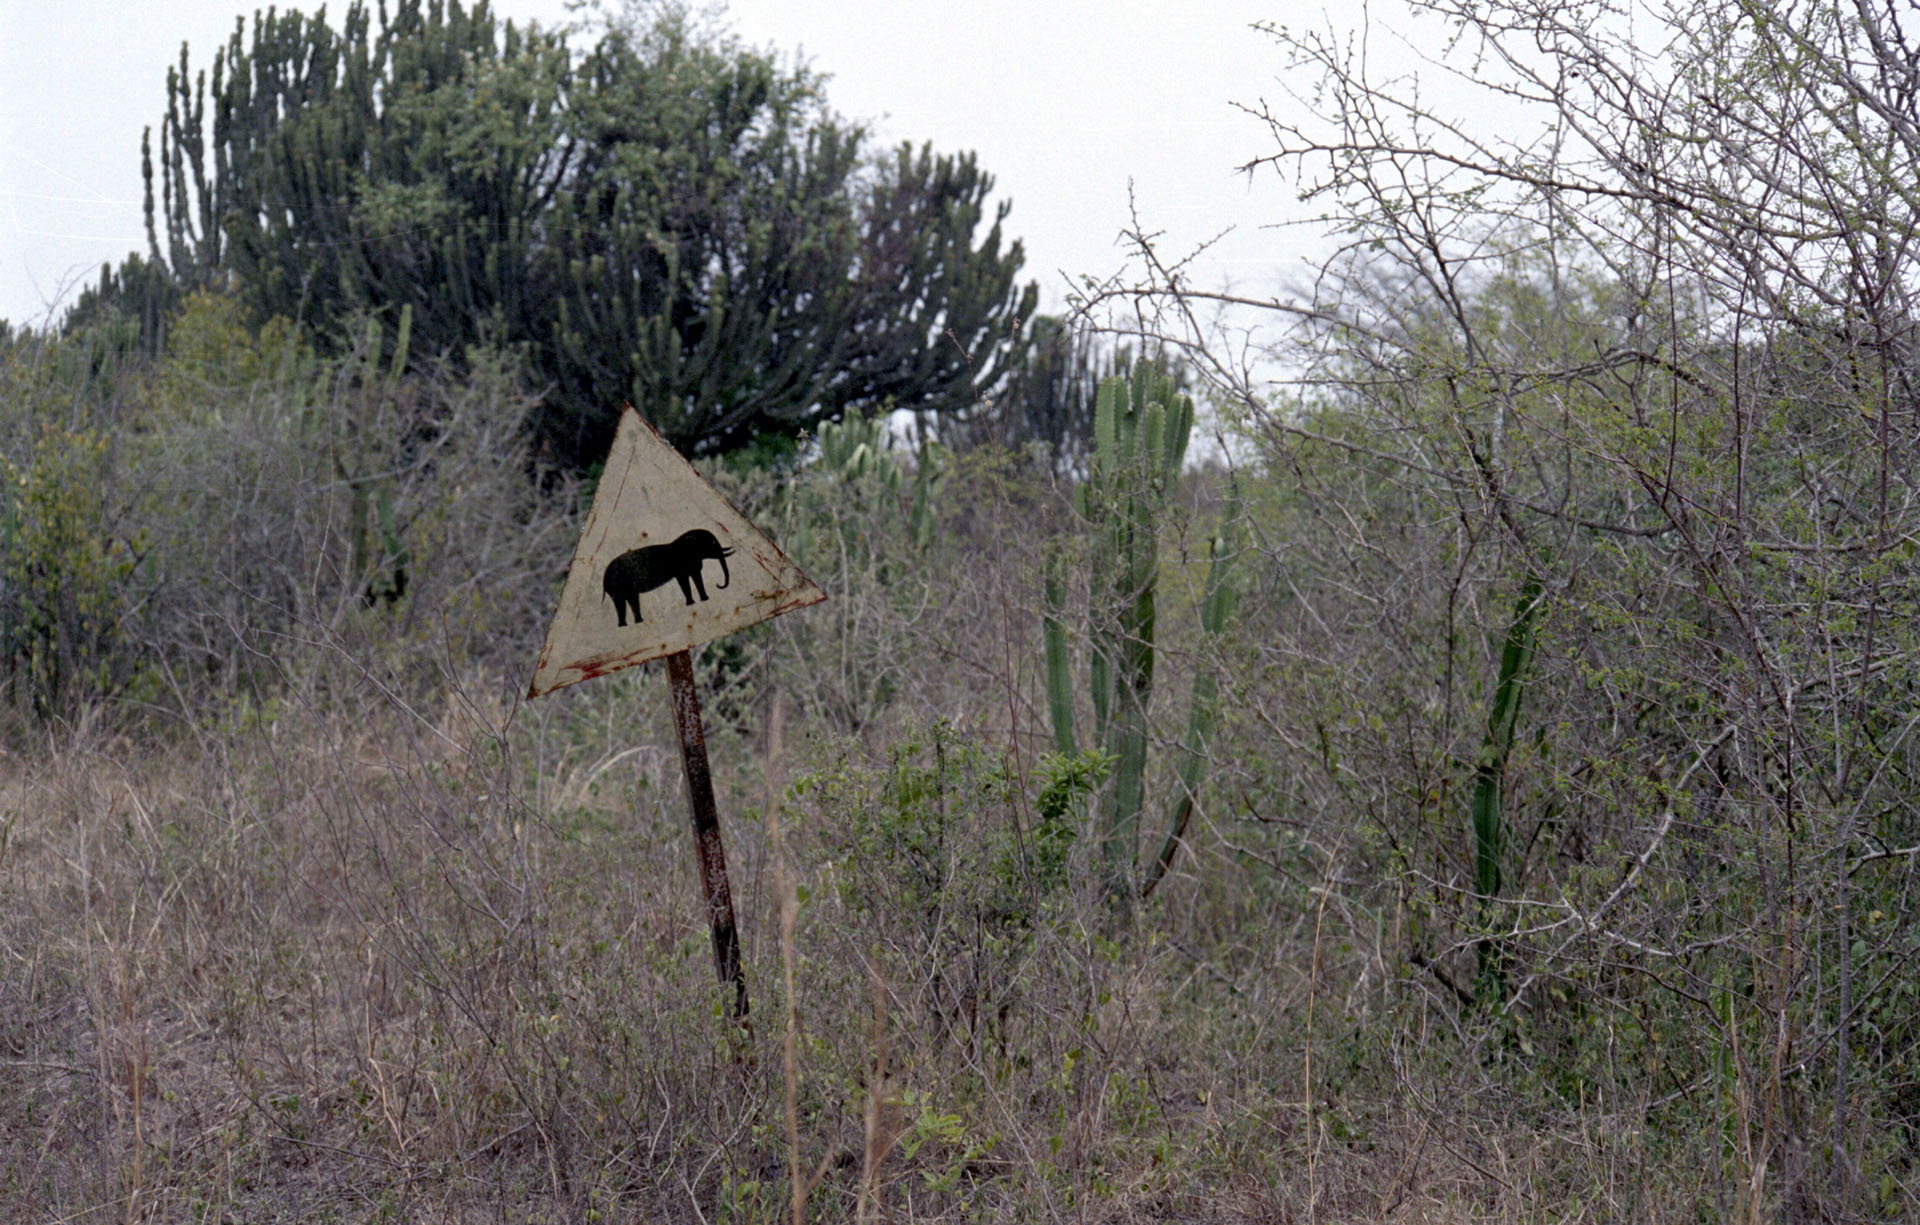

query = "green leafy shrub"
[
  {"left": 0, "top": 289, "right": 576, "bottom": 728},
  {"left": 0, "top": 425, "right": 140, "bottom": 716},
  {"left": 124, "top": 292, "right": 570, "bottom": 701},
  {"left": 792, "top": 721, "right": 1083, "bottom": 1052}
]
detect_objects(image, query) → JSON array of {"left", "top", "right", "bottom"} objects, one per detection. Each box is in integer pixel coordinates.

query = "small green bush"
[
  {"left": 0, "top": 424, "right": 139, "bottom": 716},
  {"left": 793, "top": 721, "right": 1085, "bottom": 1052}
]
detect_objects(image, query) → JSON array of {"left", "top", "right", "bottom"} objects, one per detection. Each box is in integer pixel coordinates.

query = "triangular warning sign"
[{"left": 528, "top": 408, "right": 824, "bottom": 698}]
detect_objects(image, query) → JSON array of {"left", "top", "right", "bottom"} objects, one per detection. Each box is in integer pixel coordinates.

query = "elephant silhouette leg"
[
  {"left": 675, "top": 575, "right": 696, "bottom": 605},
  {"left": 689, "top": 571, "right": 710, "bottom": 602}
]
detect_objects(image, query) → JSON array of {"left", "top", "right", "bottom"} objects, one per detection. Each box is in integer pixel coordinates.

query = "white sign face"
[{"left": 527, "top": 408, "right": 824, "bottom": 698}]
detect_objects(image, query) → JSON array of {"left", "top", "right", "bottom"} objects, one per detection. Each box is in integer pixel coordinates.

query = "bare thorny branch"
[{"left": 1072, "top": 0, "right": 1920, "bottom": 1209}]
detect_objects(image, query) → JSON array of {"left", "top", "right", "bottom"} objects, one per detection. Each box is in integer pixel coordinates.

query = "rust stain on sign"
[{"left": 527, "top": 408, "right": 825, "bottom": 698}]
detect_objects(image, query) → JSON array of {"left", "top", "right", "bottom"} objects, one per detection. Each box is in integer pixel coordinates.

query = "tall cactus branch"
[{"left": 1046, "top": 359, "right": 1233, "bottom": 917}]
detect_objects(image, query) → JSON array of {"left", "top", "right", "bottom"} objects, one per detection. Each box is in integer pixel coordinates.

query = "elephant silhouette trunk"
[{"left": 716, "top": 547, "right": 734, "bottom": 590}]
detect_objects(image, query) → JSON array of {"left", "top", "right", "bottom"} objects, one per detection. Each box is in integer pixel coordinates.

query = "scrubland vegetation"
[
  {"left": 6, "top": 0, "right": 1920, "bottom": 1221},
  {"left": 4, "top": 282, "right": 1915, "bottom": 1221}
]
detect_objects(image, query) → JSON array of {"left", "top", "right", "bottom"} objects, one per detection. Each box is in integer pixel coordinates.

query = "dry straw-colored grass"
[
  {"left": 0, "top": 659, "right": 1702, "bottom": 1223},
  {"left": 0, "top": 443, "right": 1809, "bottom": 1223}
]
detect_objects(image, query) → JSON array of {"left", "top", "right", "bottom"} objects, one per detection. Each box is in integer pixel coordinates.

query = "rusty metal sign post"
[
  {"left": 665, "top": 649, "right": 747, "bottom": 1018},
  {"left": 528, "top": 408, "right": 824, "bottom": 1023}
]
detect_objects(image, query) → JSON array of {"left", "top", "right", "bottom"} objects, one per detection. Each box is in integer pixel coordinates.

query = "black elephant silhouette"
[{"left": 603, "top": 528, "right": 735, "bottom": 627}]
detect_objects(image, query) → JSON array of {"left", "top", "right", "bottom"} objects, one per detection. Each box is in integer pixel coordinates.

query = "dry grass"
[
  {"left": 0, "top": 649, "right": 1723, "bottom": 1221},
  {"left": 0, "top": 439, "right": 1886, "bottom": 1222}
]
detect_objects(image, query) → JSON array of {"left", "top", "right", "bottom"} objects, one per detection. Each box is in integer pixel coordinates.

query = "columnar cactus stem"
[
  {"left": 1046, "top": 359, "right": 1229, "bottom": 916},
  {"left": 1472, "top": 571, "right": 1544, "bottom": 1005},
  {"left": 1142, "top": 484, "right": 1242, "bottom": 900}
]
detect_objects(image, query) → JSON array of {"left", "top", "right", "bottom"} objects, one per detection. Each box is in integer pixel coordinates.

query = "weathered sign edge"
[{"left": 524, "top": 406, "right": 826, "bottom": 700}]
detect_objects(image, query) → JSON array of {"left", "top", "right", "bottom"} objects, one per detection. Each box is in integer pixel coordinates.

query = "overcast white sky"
[{"left": 0, "top": 0, "right": 1319, "bottom": 331}]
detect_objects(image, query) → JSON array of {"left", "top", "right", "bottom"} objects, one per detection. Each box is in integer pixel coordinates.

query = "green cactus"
[
  {"left": 1471, "top": 570, "right": 1544, "bottom": 1006},
  {"left": 1141, "top": 486, "right": 1242, "bottom": 899},
  {"left": 341, "top": 305, "right": 414, "bottom": 607},
  {"left": 777, "top": 413, "right": 946, "bottom": 576},
  {"left": 908, "top": 438, "right": 942, "bottom": 550},
  {"left": 1046, "top": 359, "right": 1235, "bottom": 916},
  {"left": 1042, "top": 554, "right": 1078, "bottom": 757},
  {"left": 815, "top": 414, "right": 897, "bottom": 487}
]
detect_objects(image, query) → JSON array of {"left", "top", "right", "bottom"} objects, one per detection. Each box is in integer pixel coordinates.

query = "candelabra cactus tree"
[{"left": 1044, "top": 360, "right": 1241, "bottom": 915}]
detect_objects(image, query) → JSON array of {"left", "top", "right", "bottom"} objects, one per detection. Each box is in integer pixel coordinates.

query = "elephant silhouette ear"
[{"left": 528, "top": 408, "right": 824, "bottom": 698}]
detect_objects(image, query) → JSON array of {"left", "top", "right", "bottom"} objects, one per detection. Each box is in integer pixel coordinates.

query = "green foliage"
[
  {"left": 1204, "top": 2, "right": 1920, "bottom": 1182},
  {"left": 0, "top": 285, "right": 571, "bottom": 727},
  {"left": 1086, "top": 362, "right": 1189, "bottom": 907},
  {"left": 64, "top": 252, "right": 180, "bottom": 357},
  {"left": 24, "top": 2, "right": 1920, "bottom": 1214},
  {"left": 1031, "top": 747, "right": 1112, "bottom": 896},
  {"left": 336, "top": 308, "right": 416, "bottom": 608},
  {"left": 837, "top": 142, "right": 1035, "bottom": 426},
  {"left": 794, "top": 722, "right": 1081, "bottom": 1047},
  {"left": 1042, "top": 553, "right": 1078, "bottom": 756},
  {"left": 149, "top": 291, "right": 307, "bottom": 414},
  {"left": 980, "top": 315, "right": 1105, "bottom": 473},
  {"left": 791, "top": 412, "right": 947, "bottom": 553},
  {"left": 147, "top": 0, "right": 569, "bottom": 348},
  {"left": 1141, "top": 490, "right": 1243, "bottom": 899},
  {"left": 0, "top": 426, "right": 139, "bottom": 717},
  {"left": 115, "top": 0, "right": 1036, "bottom": 466},
  {"left": 807, "top": 722, "right": 1014, "bottom": 921}
]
